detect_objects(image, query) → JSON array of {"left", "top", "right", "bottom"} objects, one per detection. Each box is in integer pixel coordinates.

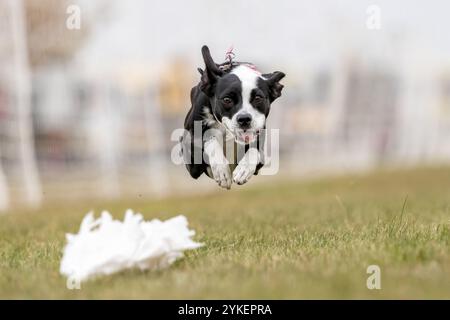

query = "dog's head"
[{"left": 199, "top": 46, "right": 285, "bottom": 145}]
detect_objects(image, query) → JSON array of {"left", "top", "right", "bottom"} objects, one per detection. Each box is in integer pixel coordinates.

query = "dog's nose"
[{"left": 237, "top": 113, "right": 252, "bottom": 128}]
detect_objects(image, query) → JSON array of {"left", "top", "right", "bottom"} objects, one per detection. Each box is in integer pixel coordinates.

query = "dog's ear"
[
  {"left": 264, "top": 71, "right": 285, "bottom": 102},
  {"left": 199, "top": 45, "right": 223, "bottom": 96}
]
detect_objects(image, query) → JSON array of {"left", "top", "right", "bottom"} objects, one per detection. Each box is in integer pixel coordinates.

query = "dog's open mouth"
[{"left": 235, "top": 129, "right": 260, "bottom": 144}]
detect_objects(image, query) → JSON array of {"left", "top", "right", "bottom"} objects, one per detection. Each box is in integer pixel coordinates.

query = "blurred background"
[{"left": 1, "top": 0, "right": 450, "bottom": 211}]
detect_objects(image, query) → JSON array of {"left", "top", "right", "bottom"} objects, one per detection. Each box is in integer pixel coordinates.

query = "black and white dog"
[{"left": 181, "top": 45, "right": 285, "bottom": 189}]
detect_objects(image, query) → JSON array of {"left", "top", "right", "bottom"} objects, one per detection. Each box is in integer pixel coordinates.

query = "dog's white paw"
[
  {"left": 204, "top": 138, "right": 232, "bottom": 189},
  {"left": 233, "top": 161, "right": 257, "bottom": 185},
  {"left": 211, "top": 161, "right": 232, "bottom": 189},
  {"left": 233, "top": 148, "right": 260, "bottom": 185}
]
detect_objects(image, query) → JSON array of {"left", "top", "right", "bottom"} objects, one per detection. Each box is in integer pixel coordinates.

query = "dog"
[{"left": 181, "top": 45, "right": 285, "bottom": 189}]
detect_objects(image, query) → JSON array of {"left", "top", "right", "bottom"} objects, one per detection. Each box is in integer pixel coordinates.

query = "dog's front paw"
[
  {"left": 233, "top": 161, "right": 257, "bottom": 185},
  {"left": 233, "top": 148, "right": 260, "bottom": 185},
  {"left": 204, "top": 138, "right": 232, "bottom": 189},
  {"left": 211, "top": 161, "right": 232, "bottom": 189}
]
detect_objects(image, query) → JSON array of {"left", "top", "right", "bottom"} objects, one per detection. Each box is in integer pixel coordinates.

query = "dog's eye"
[
  {"left": 254, "top": 95, "right": 263, "bottom": 103},
  {"left": 222, "top": 97, "right": 233, "bottom": 107}
]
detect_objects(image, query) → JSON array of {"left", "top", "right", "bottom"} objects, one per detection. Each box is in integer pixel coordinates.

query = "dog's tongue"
[{"left": 241, "top": 131, "right": 256, "bottom": 144}]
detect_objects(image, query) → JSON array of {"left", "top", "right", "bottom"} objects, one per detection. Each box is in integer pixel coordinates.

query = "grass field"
[{"left": 0, "top": 166, "right": 449, "bottom": 299}]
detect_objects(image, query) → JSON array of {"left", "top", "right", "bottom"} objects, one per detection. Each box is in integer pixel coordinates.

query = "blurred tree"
[{"left": 159, "top": 58, "right": 194, "bottom": 116}]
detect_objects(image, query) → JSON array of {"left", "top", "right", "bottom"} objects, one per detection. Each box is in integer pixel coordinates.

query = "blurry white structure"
[
  {"left": 85, "top": 83, "right": 121, "bottom": 199},
  {"left": 0, "top": 147, "right": 9, "bottom": 212},
  {"left": 0, "top": 0, "right": 42, "bottom": 209},
  {"left": 0, "top": 4, "right": 11, "bottom": 211},
  {"left": 10, "top": 0, "right": 42, "bottom": 207},
  {"left": 0, "top": 3, "right": 9, "bottom": 212},
  {"left": 144, "top": 88, "right": 170, "bottom": 197}
]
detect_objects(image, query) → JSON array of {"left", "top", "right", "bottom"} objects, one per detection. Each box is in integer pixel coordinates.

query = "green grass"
[{"left": 1, "top": 166, "right": 450, "bottom": 299}]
